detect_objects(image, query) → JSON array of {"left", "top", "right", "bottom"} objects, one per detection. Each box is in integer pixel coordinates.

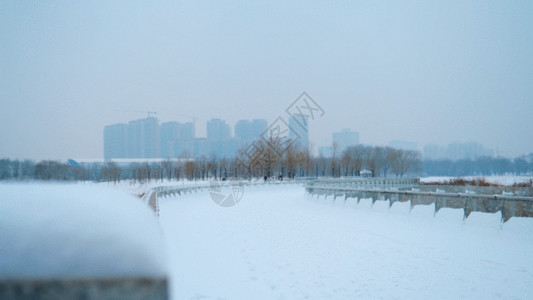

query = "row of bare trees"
[
  {"left": 337, "top": 145, "right": 421, "bottom": 178},
  {"left": 4, "top": 148, "right": 533, "bottom": 183},
  {"left": 103, "top": 140, "right": 422, "bottom": 182},
  {"left": 0, "top": 139, "right": 423, "bottom": 183},
  {"left": 0, "top": 159, "right": 91, "bottom": 181}
]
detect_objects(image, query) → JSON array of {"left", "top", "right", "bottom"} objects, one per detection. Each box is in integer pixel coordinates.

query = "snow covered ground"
[
  {"left": 2, "top": 180, "right": 532, "bottom": 298},
  {"left": 0, "top": 183, "right": 166, "bottom": 279},
  {"left": 421, "top": 175, "right": 533, "bottom": 186},
  {"left": 89, "top": 175, "right": 532, "bottom": 201},
  {"left": 159, "top": 184, "right": 533, "bottom": 299}
]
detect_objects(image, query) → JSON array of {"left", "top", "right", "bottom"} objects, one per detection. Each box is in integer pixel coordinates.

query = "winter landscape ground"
[
  {"left": 159, "top": 180, "right": 533, "bottom": 299},
  {"left": 1, "top": 176, "right": 533, "bottom": 299},
  {"left": 0, "top": 184, "right": 166, "bottom": 279}
]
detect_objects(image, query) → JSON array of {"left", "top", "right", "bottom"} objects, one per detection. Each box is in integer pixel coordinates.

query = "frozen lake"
[{"left": 159, "top": 184, "right": 533, "bottom": 299}]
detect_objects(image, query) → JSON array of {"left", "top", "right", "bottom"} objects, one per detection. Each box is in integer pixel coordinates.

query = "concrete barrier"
[
  {"left": 306, "top": 181, "right": 533, "bottom": 222},
  {"left": 145, "top": 178, "right": 312, "bottom": 215},
  {"left": 1, "top": 184, "right": 169, "bottom": 300},
  {"left": 0, "top": 277, "right": 168, "bottom": 300},
  {"left": 418, "top": 185, "right": 533, "bottom": 197}
]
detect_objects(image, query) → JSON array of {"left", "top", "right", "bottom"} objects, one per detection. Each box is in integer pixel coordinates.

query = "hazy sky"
[{"left": 1, "top": 1, "right": 532, "bottom": 160}]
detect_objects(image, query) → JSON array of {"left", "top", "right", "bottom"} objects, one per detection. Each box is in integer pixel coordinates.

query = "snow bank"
[
  {"left": 421, "top": 175, "right": 533, "bottom": 186},
  {"left": 89, "top": 179, "right": 225, "bottom": 203},
  {"left": 159, "top": 185, "right": 533, "bottom": 299},
  {"left": 0, "top": 183, "right": 166, "bottom": 279}
]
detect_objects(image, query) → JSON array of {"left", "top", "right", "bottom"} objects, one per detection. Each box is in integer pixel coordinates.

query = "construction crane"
[
  {"left": 113, "top": 110, "right": 158, "bottom": 118},
  {"left": 113, "top": 110, "right": 196, "bottom": 128},
  {"left": 173, "top": 114, "right": 198, "bottom": 129}
]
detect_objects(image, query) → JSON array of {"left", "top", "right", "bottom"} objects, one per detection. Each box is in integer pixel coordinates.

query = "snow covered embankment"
[
  {"left": 159, "top": 184, "right": 533, "bottom": 299},
  {"left": 0, "top": 183, "right": 168, "bottom": 299}
]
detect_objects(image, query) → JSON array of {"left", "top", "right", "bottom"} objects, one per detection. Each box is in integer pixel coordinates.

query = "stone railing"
[
  {"left": 418, "top": 185, "right": 533, "bottom": 197},
  {"left": 143, "top": 178, "right": 314, "bottom": 215},
  {"left": 308, "top": 177, "right": 420, "bottom": 190},
  {"left": 143, "top": 177, "right": 418, "bottom": 216},
  {"left": 306, "top": 182, "right": 533, "bottom": 222},
  {"left": 1, "top": 184, "right": 168, "bottom": 300},
  {"left": 0, "top": 277, "right": 167, "bottom": 300}
]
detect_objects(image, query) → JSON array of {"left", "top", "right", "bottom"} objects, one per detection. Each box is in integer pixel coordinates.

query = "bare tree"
[
  {"left": 219, "top": 157, "right": 228, "bottom": 179},
  {"left": 296, "top": 149, "right": 310, "bottom": 177},
  {"left": 161, "top": 159, "right": 174, "bottom": 181},
  {"left": 382, "top": 147, "right": 398, "bottom": 178},
  {"left": 173, "top": 162, "right": 182, "bottom": 181},
  {"left": 364, "top": 146, "right": 384, "bottom": 177},
  {"left": 331, "top": 142, "right": 340, "bottom": 177},
  {"left": 284, "top": 143, "right": 298, "bottom": 179},
  {"left": 132, "top": 163, "right": 151, "bottom": 183},
  {"left": 340, "top": 151, "right": 351, "bottom": 177},
  {"left": 101, "top": 161, "right": 122, "bottom": 183},
  {"left": 252, "top": 137, "right": 282, "bottom": 178},
  {"left": 198, "top": 156, "right": 208, "bottom": 180},
  {"left": 184, "top": 161, "right": 196, "bottom": 180},
  {"left": 344, "top": 145, "right": 364, "bottom": 176},
  {"left": 316, "top": 154, "right": 327, "bottom": 177},
  {"left": 34, "top": 160, "right": 70, "bottom": 180},
  {"left": 179, "top": 149, "right": 193, "bottom": 159},
  {"left": 0, "top": 159, "right": 11, "bottom": 180},
  {"left": 207, "top": 156, "right": 218, "bottom": 179},
  {"left": 392, "top": 150, "right": 421, "bottom": 177}
]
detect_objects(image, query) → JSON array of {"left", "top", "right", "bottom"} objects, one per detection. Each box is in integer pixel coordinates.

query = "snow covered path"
[{"left": 159, "top": 185, "right": 533, "bottom": 299}]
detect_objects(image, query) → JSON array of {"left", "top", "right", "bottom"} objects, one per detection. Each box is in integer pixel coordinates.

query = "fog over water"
[{"left": 1, "top": 1, "right": 532, "bottom": 160}]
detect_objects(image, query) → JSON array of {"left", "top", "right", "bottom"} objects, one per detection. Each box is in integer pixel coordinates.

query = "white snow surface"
[
  {"left": 94, "top": 179, "right": 214, "bottom": 200},
  {"left": 421, "top": 175, "right": 533, "bottom": 186},
  {"left": 159, "top": 184, "right": 533, "bottom": 299},
  {"left": 0, "top": 183, "right": 166, "bottom": 279}
]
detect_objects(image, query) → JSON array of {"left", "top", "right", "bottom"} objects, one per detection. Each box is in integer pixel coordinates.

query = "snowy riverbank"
[{"left": 159, "top": 184, "right": 533, "bottom": 299}]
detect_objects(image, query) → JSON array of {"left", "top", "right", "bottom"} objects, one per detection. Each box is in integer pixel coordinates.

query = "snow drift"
[{"left": 0, "top": 183, "right": 166, "bottom": 279}]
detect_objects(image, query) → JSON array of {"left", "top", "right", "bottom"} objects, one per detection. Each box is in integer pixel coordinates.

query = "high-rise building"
[
  {"left": 423, "top": 144, "right": 441, "bottom": 160},
  {"left": 289, "top": 114, "right": 309, "bottom": 151},
  {"left": 179, "top": 122, "right": 195, "bottom": 140},
  {"left": 192, "top": 138, "right": 209, "bottom": 158},
  {"left": 175, "top": 139, "right": 190, "bottom": 158},
  {"left": 103, "top": 123, "right": 128, "bottom": 159},
  {"left": 207, "top": 118, "right": 230, "bottom": 141},
  {"left": 160, "top": 122, "right": 180, "bottom": 158},
  {"left": 389, "top": 140, "right": 418, "bottom": 151},
  {"left": 127, "top": 117, "right": 160, "bottom": 158},
  {"left": 206, "top": 118, "right": 231, "bottom": 158},
  {"left": 104, "top": 117, "right": 271, "bottom": 159},
  {"left": 175, "top": 138, "right": 208, "bottom": 158},
  {"left": 423, "top": 141, "right": 494, "bottom": 161},
  {"left": 235, "top": 120, "right": 251, "bottom": 141},
  {"left": 250, "top": 119, "right": 267, "bottom": 140},
  {"left": 221, "top": 138, "right": 241, "bottom": 158},
  {"left": 235, "top": 119, "right": 267, "bottom": 144},
  {"left": 447, "top": 141, "right": 493, "bottom": 161},
  {"left": 332, "top": 128, "right": 359, "bottom": 152}
]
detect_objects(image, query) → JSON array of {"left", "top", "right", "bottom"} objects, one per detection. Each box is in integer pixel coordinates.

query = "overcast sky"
[{"left": 1, "top": 0, "right": 532, "bottom": 160}]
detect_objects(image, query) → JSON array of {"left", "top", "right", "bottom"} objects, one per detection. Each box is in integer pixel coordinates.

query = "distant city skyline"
[
  {"left": 2, "top": 1, "right": 532, "bottom": 160},
  {"left": 104, "top": 116, "right": 502, "bottom": 161},
  {"left": 104, "top": 117, "right": 271, "bottom": 159}
]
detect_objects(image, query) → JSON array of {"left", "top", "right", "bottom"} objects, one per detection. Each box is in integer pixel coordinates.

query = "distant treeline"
[
  {"left": 0, "top": 159, "right": 90, "bottom": 181},
  {"left": 0, "top": 141, "right": 421, "bottom": 182},
  {"left": 1, "top": 147, "right": 530, "bottom": 182},
  {"left": 422, "top": 154, "right": 533, "bottom": 176}
]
